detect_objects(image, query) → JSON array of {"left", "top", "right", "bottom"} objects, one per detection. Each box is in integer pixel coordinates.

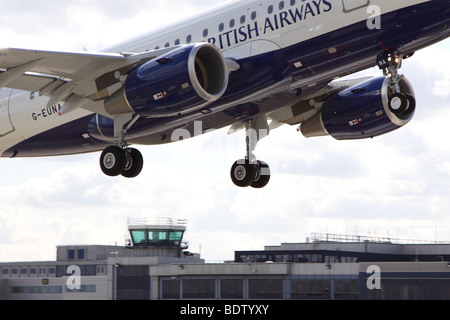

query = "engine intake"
[
  {"left": 301, "top": 76, "right": 415, "bottom": 140},
  {"left": 105, "top": 43, "right": 229, "bottom": 117}
]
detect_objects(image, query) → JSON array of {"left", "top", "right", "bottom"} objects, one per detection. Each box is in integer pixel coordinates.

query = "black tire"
[
  {"left": 231, "top": 160, "right": 256, "bottom": 187},
  {"left": 122, "top": 148, "right": 144, "bottom": 178},
  {"left": 251, "top": 161, "right": 271, "bottom": 189},
  {"left": 100, "top": 146, "right": 126, "bottom": 177},
  {"left": 402, "top": 93, "right": 416, "bottom": 117}
]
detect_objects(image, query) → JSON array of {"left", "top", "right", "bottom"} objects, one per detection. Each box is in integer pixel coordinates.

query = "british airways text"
[{"left": 207, "top": 0, "right": 332, "bottom": 50}]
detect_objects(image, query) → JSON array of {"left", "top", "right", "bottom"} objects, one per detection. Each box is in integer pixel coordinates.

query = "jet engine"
[
  {"left": 300, "top": 76, "right": 415, "bottom": 140},
  {"left": 105, "top": 43, "right": 229, "bottom": 117}
]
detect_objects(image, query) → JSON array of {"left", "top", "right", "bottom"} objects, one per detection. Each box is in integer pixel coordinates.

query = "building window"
[
  {"left": 161, "top": 279, "right": 180, "bottom": 299},
  {"left": 291, "top": 279, "right": 331, "bottom": 300},
  {"left": 66, "top": 285, "right": 96, "bottom": 293},
  {"left": 248, "top": 279, "right": 283, "bottom": 299},
  {"left": 182, "top": 279, "right": 215, "bottom": 299},
  {"left": 12, "top": 286, "right": 63, "bottom": 294},
  {"left": 131, "top": 230, "right": 146, "bottom": 245},
  {"left": 221, "top": 279, "right": 244, "bottom": 299},
  {"left": 334, "top": 280, "right": 359, "bottom": 300},
  {"left": 77, "top": 249, "right": 85, "bottom": 260},
  {"left": 68, "top": 249, "right": 75, "bottom": 260}
]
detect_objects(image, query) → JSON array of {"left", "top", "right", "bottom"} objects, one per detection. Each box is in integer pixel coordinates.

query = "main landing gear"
[
  {"left": 99, "top": 113, "right": 144, "bottom": 178},
  {"left": 230, "top": 116, "right": 271, "bottom": 188},
  {"left": 100, "top": 146, "right": 143, "bottom": 178}
]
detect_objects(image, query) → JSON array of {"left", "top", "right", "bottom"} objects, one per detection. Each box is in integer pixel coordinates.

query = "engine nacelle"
[
  {"left": 300, "top": 76, "right": 415, "bottom": 140},
  {"left": 105, "top": 43, "right": 229, "bottom": 117}
]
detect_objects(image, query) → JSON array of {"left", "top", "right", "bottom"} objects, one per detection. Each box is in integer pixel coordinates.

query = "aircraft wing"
[{"left": 0, "top": 47, "right": 180, "bottom": 115}]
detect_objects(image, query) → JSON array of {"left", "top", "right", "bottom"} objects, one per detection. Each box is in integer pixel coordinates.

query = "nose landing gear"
[{"left": 378, "top": 52, "right": 416, "bottom": 117}]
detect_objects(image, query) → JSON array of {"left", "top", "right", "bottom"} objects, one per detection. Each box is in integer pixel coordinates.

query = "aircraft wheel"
[
  {"left": 251, "top": 161, "right": 271, "bottom": 189},
  {"left": 231, "top": 160, "right": 256, "bottom": 187},
  {"left": 402, "top": 93, "right": 416, "bottom": 116},
  {"left": 122, "top": 148, "right": 144, "bottom": 178},
  {"left": 100, "top": 146, "right": 127, "bottom": 177}
]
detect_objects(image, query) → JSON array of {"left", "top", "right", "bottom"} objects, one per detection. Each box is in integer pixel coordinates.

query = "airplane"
[{"left": 0, "top": 0, "right": 449, "bottom": 188}]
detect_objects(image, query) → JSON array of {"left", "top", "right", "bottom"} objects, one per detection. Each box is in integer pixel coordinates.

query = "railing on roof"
[
  {"left": 310, "top": 232, "right": 450, "bottom": 244},
  {"left": 128, "top": 217, "right": 187, "bottom": 227}
]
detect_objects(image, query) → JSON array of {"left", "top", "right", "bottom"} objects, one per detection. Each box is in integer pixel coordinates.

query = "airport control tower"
[{"left": 127, "top": 218, "right": 189, "bottom": 258}]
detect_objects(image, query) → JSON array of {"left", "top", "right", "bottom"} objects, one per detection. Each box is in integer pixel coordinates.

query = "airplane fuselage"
[{"left": 0, "top": 0, "right": 449, "bottom": 165}]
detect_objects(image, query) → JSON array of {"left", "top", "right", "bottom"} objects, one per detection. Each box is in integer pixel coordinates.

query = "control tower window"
[
  {"left": 129, "top": 227, "right": 186, "bottom": 247},
  {"left": 131, "top": 230, "right": 146, "bottom": 244},
  {"left": 170, "top": 231, "right": 183, "bottom": 243},
  {"left": 149, "top": 230, "right": 169, "bottom": 243}
]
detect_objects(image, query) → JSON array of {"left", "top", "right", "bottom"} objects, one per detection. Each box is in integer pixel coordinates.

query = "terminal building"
[{"left": 1, "top": 220, "right": 450, "bottom": 300}]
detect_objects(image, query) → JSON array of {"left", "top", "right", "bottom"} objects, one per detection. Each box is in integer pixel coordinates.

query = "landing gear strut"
[
  {"left": 99, "top": 113, "right": 144, "bottom": 178},
  {"left": 230, "top": 116, "right": 271, "bottom": 188}
]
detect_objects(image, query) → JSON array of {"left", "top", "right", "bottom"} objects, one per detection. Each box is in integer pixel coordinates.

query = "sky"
[{"left": 1, "top": 0, "right": 450, "bottom": 262}]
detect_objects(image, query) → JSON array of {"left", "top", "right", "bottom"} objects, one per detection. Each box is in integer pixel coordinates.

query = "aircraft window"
[
  {"left": 155, "top": 46, "right": 160, "bottom": 50},
  {"left": 268, "top": 5, "right": 274, "bottom": 14},
  {"left": 229, "top": 19, "right": 235, "bottom": 28},
  {"left": 279, "top": 1, "right": 285, "bottom": 10},
  {"left": 186, "top": 34, "right": 192, "bottom": 43},
  {"left": 240, "top": 15, "right": 246, "bottom": 25},
  {"left": 219, "top": 23, "right": 225, "bottom": 32},
  {"left": 203, "top": 28, "right": 209, "bottom": 38},
  {"left": 290, "top": 0, "right": 296, "bottom": 5},
  {"left": 164, "top": 42, "right": 170, "bottom": 48},
  {"left": 175, "top": 39, "right": 180, "bottom": 45},
  {"left": 251, "top": 11, "right": 257, "bottom": 20}
]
